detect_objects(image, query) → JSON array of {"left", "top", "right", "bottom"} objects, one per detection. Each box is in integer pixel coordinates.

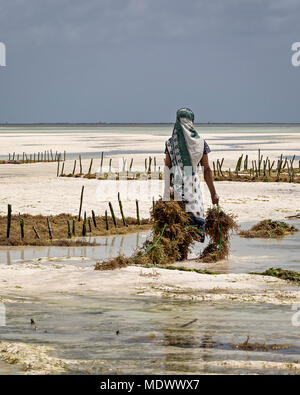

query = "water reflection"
[
  {"left": 0, "top": 221, "right": 299, "bottom": 273},
  {"left": 0, "top": 232, "right": 150, "bottom": 267}
]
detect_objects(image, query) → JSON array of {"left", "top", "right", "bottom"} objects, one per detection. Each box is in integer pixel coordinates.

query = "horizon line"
[{"left": 1, "top": 122, "right": 300, "bottom": 126}]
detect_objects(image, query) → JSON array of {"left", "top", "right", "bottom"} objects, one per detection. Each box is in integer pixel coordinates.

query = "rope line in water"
[
  {"left": 217, "top": 204, "right": 222, "bottom": 249},
  {"left": 137, "top": 223, "right": 167, "bottom": 258}
]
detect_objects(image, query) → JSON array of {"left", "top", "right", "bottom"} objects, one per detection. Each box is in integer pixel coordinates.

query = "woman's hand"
[{"left": 211, "top": 193, "right": 219, "bottom": 205}]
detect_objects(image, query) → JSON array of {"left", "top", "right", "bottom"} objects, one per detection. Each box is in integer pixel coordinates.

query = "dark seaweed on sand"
[
  {"left": 239, "top": 219, "right": 298, "bottom": 239},
  {"left": 251, "top": 268, "right": 300, "bottom": 284}
]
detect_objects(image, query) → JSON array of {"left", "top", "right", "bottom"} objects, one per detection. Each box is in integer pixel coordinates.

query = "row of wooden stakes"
[
  {"left": 56, "top": 153, "right": 162, "bottom": 179},
  {"left": 4, "top": 150, "right": 66, "bottom": 164},
  {"left": 5, "top": 188, "right": 146, "bottom": 240}
]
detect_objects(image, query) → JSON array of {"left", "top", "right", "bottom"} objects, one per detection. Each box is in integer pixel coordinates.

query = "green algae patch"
[
  {"left": 250, "top": 268, "right": 300, "bottom": 284},
  {"left": 159, "top": 265, "right": 221, "bottom": 275},
  {"left": 239, "top": 220, "right": 298, "bottom": 239}
]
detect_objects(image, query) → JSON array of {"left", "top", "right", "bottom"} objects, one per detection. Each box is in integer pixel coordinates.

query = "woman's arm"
[
  {"left": 165, "top": 152, "right": 172, "bottom": 169},
  {"left": 200, "top": 154, "right": 219, "bottom": 205}
]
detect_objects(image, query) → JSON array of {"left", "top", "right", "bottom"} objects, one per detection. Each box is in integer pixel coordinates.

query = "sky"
[{"left": 0, "top": 0, "right": 300, "bottom": 123}]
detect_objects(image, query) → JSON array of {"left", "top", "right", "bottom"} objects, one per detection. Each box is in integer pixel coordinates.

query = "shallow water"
[
  {"left": 0, "top": 232, "right": 150, "bottom": 267},
  {"left": 193, "top": 219, "right": 300, "bottom": 274},
  {"left": 0, "top": 221, "right": 299, "bottom": 274},
  {"left": 0, "top": 295, "right": 299, "bottom": 375}
]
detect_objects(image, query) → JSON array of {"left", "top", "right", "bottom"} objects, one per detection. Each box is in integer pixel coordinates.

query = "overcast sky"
[{"left": 0, "top": 0, "right": 299, "bottom": 123}]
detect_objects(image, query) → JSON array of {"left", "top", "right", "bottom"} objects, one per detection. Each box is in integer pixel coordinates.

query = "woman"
[{"left": 164, "top": 108, "right": 219, "bottom": 240}]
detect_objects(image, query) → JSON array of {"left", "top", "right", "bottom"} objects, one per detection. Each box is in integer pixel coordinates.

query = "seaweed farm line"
[
  {"left": 56, "top": 150, "right": 300, "bottom": 184},
  {"left": 0, "top": 150, "right": 66, "bottom": 164}
]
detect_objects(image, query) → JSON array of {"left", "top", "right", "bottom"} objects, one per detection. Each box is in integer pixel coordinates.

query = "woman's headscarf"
[
  {"left": 165, "top": 108, "right": 205, "bottom": 221},
  {"left": 171, "top": 108, "right": 204, "bottom": 170}
]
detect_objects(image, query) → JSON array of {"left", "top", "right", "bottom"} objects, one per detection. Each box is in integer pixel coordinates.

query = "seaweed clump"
[
  {"left": 149, "top": 199, "right": 203, "bottom": 263},
  {"left": 231, "top": 337, "right": 290, "bottom": 352},
  {"left": 239, "top": 220, "right": 298, "bottom": 239},
  {"left": 199, "top": 207, "right": 239, "bottom": 263},
  {"left": 95, "top": 256, "right": 131, "bottom": 271},
  {"left": 251, "top": 268, "right": 300, "bottom": 284},
  {"left": 95, "top": 199, "right": 203, "bottom": 270}
]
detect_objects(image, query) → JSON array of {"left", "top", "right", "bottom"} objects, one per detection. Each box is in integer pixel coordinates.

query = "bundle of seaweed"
[
  {"left": 149, "top": 199, "right": 203, "bottom": 262},
  {"left": 95, "top": 199, "right": 203, "bottom": 270},
  {"left": 239, "top": 219, "right": 298, "bottom": 239},
  {"left": 199, "top": 207, "right": 238, "bottom": 262},
  {"left": 251, "top": 268, "right": 300, "bottom": 284}
]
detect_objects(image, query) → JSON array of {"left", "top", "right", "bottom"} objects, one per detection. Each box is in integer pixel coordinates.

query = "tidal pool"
[{"left": 0, "top": 220, "right": 299, "bottom": 274}]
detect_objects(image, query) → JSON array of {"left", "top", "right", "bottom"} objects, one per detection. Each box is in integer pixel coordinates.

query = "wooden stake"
[
  {"left": 88, "top": 158, "right": 93, "bottom": 174},
  {"left": 57, "top": 158, "right": 60, "bottom": 177},
  {"left": 118, "top": 193, "right": 127, "bottom": 227},
  {"left": 6, "top": 204, "right": 12, "bottom": 238},
  {"left": 72, "top": 160, "right": 77, "bottom": 175},
  {"left": 92, "top": 210, "right": 97, "bottom": 228},
  {"left": 60, "top": 161, "right": 65, "bottom": 176},
  {"left": 33, "top": 226, "right": 40, "bottom": 239},
  {"left": 129, "top": 158, "right": 133, "bottom": 171},
  {"left": 100, "top": 152, "right": 104, "bottom": 172},
  {"left": 67, "top": 220, "right": 72, "bottom": 239},
  {"left": 78, "top": 186, "right": 84, "bottom": 221},
  {"left": 105, "top": 210, "right": 109, "bottom": 230},
  {"left": 148, "top": 156, "right": 152, "bottom": 173},
  {"left": 20, "top": 218, "right": 25, "bottom": 239},
  {"left": 79, "top": 155, "right": 82, "bottom": 174},
  {"left": 82, "top": 219, "right": 87, "bottom": 236},
  {"left": 109, "top": 202, "right": 117, "bottom": 228},
  {"left": 136, "top": 199, "right": 141, "bottom": 225},
  {"left": 47, "top": 218, "right": 53, "bottom": 240}
]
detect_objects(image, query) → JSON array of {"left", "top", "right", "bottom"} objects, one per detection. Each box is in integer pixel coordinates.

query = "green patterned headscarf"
[
  {"left": 165, "top": 108, "right": 205, "bottom": 221},
  {"left": 167, "top": 108, "right": 204, "bottom": 170}
]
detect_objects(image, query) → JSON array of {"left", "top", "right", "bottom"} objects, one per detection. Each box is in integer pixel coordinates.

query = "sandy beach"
[{"left": 0, "top": 161, "right": 299, "bottom": 222}]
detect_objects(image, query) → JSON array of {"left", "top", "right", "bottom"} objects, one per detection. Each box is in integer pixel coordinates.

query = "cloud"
[{"left": 1, "top": 0, "right": 299, "bottom": 48}]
